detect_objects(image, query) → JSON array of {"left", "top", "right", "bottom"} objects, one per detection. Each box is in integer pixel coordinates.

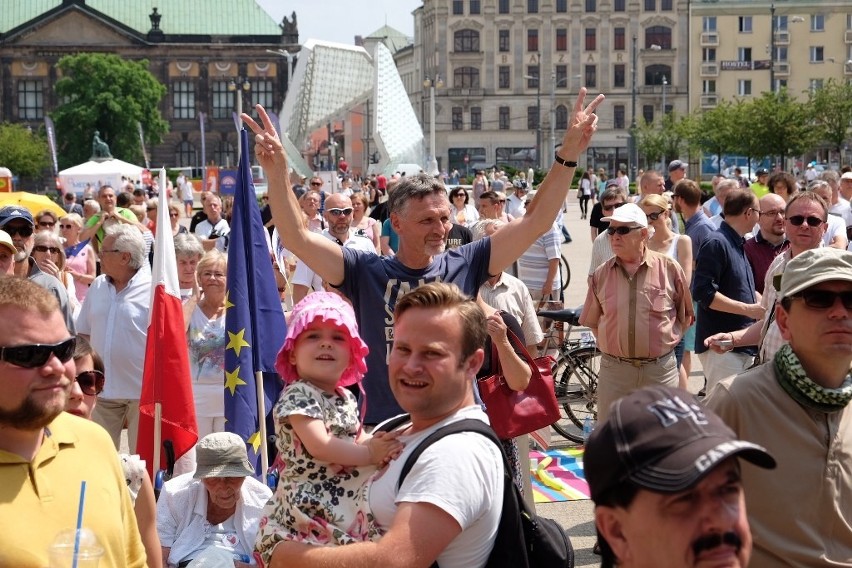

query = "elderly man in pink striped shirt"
[{"left": 580, "top": 203, "right": 694, "bottom": 422}]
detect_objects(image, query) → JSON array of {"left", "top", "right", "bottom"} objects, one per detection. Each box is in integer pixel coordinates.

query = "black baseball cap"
[{"left": 585, "top": 386, "right": 775, "bottom": 502}]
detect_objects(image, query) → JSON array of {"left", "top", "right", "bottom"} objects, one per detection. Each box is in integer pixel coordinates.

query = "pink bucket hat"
[{"left": 275, "top": 291, "right": 369, "bottom": 388}]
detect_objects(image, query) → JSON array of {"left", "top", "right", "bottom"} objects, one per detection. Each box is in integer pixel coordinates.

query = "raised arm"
[
  {"left": 242, "top": 105, "right": 345, "bottom": 286},
  {"left": 489, "top": 89, "right": 604, "bottom": 276}
]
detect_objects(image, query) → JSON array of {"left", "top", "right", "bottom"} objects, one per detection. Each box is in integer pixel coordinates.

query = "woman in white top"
[
  {"left": 449, "top": 186, "right": 480, "bottom": 228},
  {"left": 640, "top": 194, "right": 693, "bottom": 389}
]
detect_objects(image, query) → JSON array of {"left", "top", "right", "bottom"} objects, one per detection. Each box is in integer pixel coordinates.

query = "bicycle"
[
  {"left": 537, "top": 306, "right": 599, "bottom": 444},
  {"left": 559, "top": 253, "right": 571, "bottom": 292}
]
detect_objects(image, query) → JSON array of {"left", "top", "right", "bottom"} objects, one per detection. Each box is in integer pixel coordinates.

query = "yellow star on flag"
[
  {"left": 226, "top": 328, "right": 250, "bottom": 357},
  {"left": 247, "top": 431, "right": 262, "bottom": 453},
  {"left": 224, "top": 291, "right": 234, "bottom": 312},
  {"left": 225, "top": 367, "right": 246, "bottom": 395}
]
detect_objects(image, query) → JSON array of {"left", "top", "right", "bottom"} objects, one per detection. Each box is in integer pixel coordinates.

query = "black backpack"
[{"left": 378, "top": 415, "right": 574, "bottom": 568}]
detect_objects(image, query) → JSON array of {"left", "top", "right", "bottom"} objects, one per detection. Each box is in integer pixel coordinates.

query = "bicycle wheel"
[
  {"left": 550, "top": 346, "right": 599, "bottom": 443},
  {"left": 560, "top": 254, "right": 571, "bottom": 291}
]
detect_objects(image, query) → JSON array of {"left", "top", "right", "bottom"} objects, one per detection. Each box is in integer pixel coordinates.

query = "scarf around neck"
[{"left": 774, "top": 343, "right": 852, "bottom": 412}]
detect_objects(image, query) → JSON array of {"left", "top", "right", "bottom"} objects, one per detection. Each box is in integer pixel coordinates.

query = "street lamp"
[
  {"left": 547, "top": 72, "right": 573, "bottom": 170},
  {"left": 423, "top": 75, "right": 443, "bottom": 176},
  {"left": 628, "top": 35, "right": 638, "bottom": 181},
  {"left": 661, "top": 75, "right": 668, "bottom": 117},
  {"left": 524, "top": 73, "right": 542, "bottom": 170}
]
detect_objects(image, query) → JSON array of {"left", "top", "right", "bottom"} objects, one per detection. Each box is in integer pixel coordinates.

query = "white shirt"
[
  {"left": 292, "top": 229, "right": 376, "bottom": 290},
  {"left": 824, "top": 214, "right": 846, "bottom": 248},
  {"left": 75, "top": 267, "right": 151, "bottom": 399},
  {"left": 195, "top": 218, "right": 230, "bottom": 251},
  {"left": 479, "top": 272, "right": 544, "bottom": 345},
  {"left": 506, "top": 194, "right": 526, "bottom": 219}
]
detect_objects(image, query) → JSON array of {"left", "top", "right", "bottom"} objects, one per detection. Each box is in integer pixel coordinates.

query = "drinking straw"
[{"left": 72, "top": 480, "right": 87, "bottom": 568}]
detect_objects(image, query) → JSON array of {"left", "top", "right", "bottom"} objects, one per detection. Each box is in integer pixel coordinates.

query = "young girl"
[{"left": 255, "top": 291, "right": 401, "bottom": 565}]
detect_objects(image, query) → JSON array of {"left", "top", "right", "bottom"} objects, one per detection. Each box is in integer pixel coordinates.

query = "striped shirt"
[
  {"left": 580, "top": 248, "right": 692, "bottom": 359},
  {"left": 517, "top": 224, "right": 562, "bottom": 296}
]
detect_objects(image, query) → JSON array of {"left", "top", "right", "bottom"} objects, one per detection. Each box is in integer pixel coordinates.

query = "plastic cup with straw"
[{"left": 47, "top": 481, "right": 104, "bottom": 567}]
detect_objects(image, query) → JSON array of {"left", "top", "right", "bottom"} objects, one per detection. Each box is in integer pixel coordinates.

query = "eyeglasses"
[
  {"left": 452, "top": 193, "right": 466, "bottom": 199},
  {"left": 146, "top": 207, "right": 157, "bottom": 212},
  {"left": 74, "top": 370, "right": 105, "bottom": 396},
  {"left": 760, "top": 209, "right": 784, "bottom": 217},
  {"left": 200, "top": 271, "right": 226, "bottom": 279},
  {"left": 38, "top": 221, "right": 55, "bottom": 228},
  {"left": 647, "top": 211, "right": 664, "bottom": 221},
  {"left": 3, "top": 225, "right": 33, "bottom": 238},
  {"left": 33, "top": 245, "right": 61, "bottom": 255},
  {"left": 602, "top": 202, "right": 626, "bottom": 212},
  {"left": 0, "top": 337, "right": 76, "bottom": 369},
  {"left": 310, "top": 182, "right": 322, "bottom": 186},
  {"left": 327, "top": 207, "right": 353, "bottom": 217},
  {"left": 606, "top": 225, "right": 643, "bottom": 236},
  {"left": 169, "top": 213, "right": 180, "bottom": 218},
  {"left": 749, "top": 208, "right": 762, "bottom": 215},
  {"left": 787, "top": 215, "right": 824, "bottom": 227},
  {"left": 790, "top": 289, "right": 852, "bottom": 311},
  {"left": 59, "top": 224, "right": 75, "bottom": 230}
]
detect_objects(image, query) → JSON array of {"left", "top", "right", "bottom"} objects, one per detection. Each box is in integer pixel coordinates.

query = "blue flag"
[{"left": 225, "top": 128, "right": 287, "bottom": 473}]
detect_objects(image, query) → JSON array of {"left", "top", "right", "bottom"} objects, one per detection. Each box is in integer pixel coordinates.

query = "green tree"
[
  {"left": 808, "top": 79, "right": 852, "bottom": 155},
  {"left": 52, "top": 53, "right": 168, "bottom": 169},
  {"left": 0, "top": 123, "right": 50, "bottom": 179},
  {"left": 635, "top": 118, "right": 665, "bottom": 170},
  {"left": 746, "top": 89, "right": 814, "bottom": 168},
  {"left": 691, "top": 101, "right": 739, "bottom": 175}
]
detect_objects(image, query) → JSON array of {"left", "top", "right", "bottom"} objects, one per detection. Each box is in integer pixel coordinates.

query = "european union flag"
[{"left": 225, "top": 128, "right": 287, "bottom": 474}]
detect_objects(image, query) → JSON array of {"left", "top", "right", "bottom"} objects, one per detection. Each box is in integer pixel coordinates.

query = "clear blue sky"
[{"left": 255, "top": 0, "right": 421, "bottom": 45}]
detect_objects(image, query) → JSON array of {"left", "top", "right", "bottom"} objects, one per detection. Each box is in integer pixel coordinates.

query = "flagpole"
[
  {"left": 153, "top": 403, "right": 162, "bottom": 475},
  {"left": 255, "top": 371, "right": 268, "bottom": 474}
]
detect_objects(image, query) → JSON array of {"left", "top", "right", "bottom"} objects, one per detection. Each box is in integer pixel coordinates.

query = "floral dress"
[{"left": 255, "top": 381, "right": 380, "bottom": 564}]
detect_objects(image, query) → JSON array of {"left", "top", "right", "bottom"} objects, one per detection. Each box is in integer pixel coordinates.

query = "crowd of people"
[{"left": 1, "top": 84, "right": 851, "bottom": 568}]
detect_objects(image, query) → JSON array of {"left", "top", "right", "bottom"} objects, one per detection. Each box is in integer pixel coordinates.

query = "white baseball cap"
[
  {"left": 601, "top": 202, "right": 648, "bottom": 227},
  {"left": 0, "top": 230, "right": 14, "bottom": 255}
]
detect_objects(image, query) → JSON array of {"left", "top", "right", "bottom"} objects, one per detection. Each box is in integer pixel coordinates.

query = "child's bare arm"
[{"left": 290, "top": 414, "right": 374, "bottom": 466}]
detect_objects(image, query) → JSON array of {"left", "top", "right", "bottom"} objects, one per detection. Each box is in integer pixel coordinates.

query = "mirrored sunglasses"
[{"left": 327, "top": 207, "right": 353, "bottom": 217}]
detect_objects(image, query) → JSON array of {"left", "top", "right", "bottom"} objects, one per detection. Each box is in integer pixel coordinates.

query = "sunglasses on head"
[
  {"left": 33, "top": 245, "right": 61, "bottom": 254},
  {"left": 327, "top": 207, "right": 353, "bottom": 217},
  {"left": 787, "top": 215, "right": 824, "bottom": 227},
  {"left": 74, "top": 370, "right": 105, "bottom": 396},
  {"left": 0, "top": 337, "right": 76, "bottom": 369},
  {"left": 602, "top": 202, "right": 625, "bottom": 212},
  {"left": 790, "top": 289, "right": 852, "bottom": 310},
  {"left": 606, "top": 225, "right": 643, "bottom": 236},
  {"left": 4, "top": 225, "right": 33, "bottom": 238}
]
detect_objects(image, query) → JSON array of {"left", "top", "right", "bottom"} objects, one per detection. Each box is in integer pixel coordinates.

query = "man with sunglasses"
[
  {"left": 581, "top": 203, "right": 693, "bottom": 422},
  {"left": 706, "top": 247, "right": 852, "bottom": 566},
  {"left": 587, "top": 185, "right": 627, "bottom": 275},
  {"left": 0, "top": 278, "right": 146, "bottom": 567},
  {"left": 0, "top": 206, "right": 75, "bottom": 333}
]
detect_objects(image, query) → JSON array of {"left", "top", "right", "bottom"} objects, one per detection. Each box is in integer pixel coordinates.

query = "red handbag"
[{"left": 477, "top": 329, "right": 560, "bottom": 440}]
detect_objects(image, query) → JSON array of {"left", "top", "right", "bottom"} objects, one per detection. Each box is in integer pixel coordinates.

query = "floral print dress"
[{"left": 255, "top": 381, "right": 380, "bottom": 564}]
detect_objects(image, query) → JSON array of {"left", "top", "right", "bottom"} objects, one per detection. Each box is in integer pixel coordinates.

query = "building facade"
[{"left": 411, "top": 0, "right": 689, "bottom": 177}]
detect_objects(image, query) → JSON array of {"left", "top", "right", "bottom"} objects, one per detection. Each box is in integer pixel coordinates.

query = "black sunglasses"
[
  {"left": 0, "top": 337, "right": 76, "bottom": 368},
  {"left": 602, "top": 202, "right": 625, "bottom": 212},
  {"left": 38, "top": 221, "right": 56, "bottom": 228},
  {"left": 787, "top": 215, "right": 824, "bottom": 227},
  {"left": 327, "top": 207, "right": 353, "bottom": 217},
  {"left": 606, "top": 225, "right": 643, "bottom": 236},
  {"left": 33, "top": 245, "right": 61, "bottom": 254},
  {"left": 647, "top": 211, "right": 664, "bottom": 221},
  {"left": 4, "top": 225, "right": 33, "bottom": 238},
  {"left": 791, "top": 289, "right": 852, "bottom": 311},
  {"left": 74, "top": 370, "right": 105, "bottom": 396}
]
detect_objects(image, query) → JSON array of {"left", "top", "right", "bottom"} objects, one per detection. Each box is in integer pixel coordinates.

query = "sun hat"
[
  {"left": 779, "top": 248, "right": 852, "bottom": 299},
  {"left": 0, "top": 230, "right": 15, "bottom": 255},
  {"left": 193, "top": 432, "right": 256, "bottom": 479},
  {"left": 275, "top": 291, "right": 369, "bottom": 388},
  {"left": 585, "top": 386, "right": 775, "bottom": 502},
  {"left": 600, "top": 202, "right": 648, "bottom": 227}
]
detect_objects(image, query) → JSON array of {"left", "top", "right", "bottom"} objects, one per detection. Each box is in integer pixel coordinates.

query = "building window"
[
  {"left": 499, "top": 66, "right": 511, "bottom": 88},
  {"left": 645, "top": 64, "right": 671, "bottom": 85},
  {"left": 470, "top": 0, "right": 481, "bottom": 14},
  {"left": 847, "top": 13, "right": 852, "bottom": 29},
  {"left": 499, "top": 29, "right": 510, "bottom": 52},
  {"left": 585, "top": 28, "right": 597, "bottom": 51},
  {"left": 774, "top": 46, "right": 788, "bottom": 61},
  {"left": 471, "top": 107, "right": 482, "bottom": 130},
  {"left": 211, "top": 80, "right": 234, "bottom": 119},
  {"left": 452, "top": 107, "right": 464, "bottom": 130},
  {"left": 173, "top": 81, "right": 195, "bottom": 119},
  {"left": 702, "top": 48, "right": 716, "bottom": 62},
  {"left": 614, "top": 27, "right": 625, "bottom": 50},
  {"left": 528, "top": 106, "right": 539, "bottom": 130},
  {"left": 645, "top": 26, "right": 671, "bottom": 49},
  {"left": 555, "top": 65, "right": 568, "bottom": 87},
  {"left": 737, "top": 79, "right": 752, "bottom": 96},
  {"left": 643, "top": 105, "right": 654, "bottom": 123},
  {"left": 499, "top": 0, "right": 510, "bottom": 13},
  {"left": 556, "top": 0, "right": 568, "bottom": 12},
  {"left": 661, "top": 0, "right": 672, "bottom": 10},
  {"left": 176, "top": 140, "right": 196, "bottom": 167},
  {"left": 811, "top": 14, "right": 824, "bottom": 32},
  {"left": 614, "top": 64, "right": 626, "bottom": 87},
  {"left": 614, "top": 0, "right": 626, "bottom": 11},
  {"left": 528, "top": 0, "right": 538, "bottom": 13},
  {"left": 453, "top": 0, "right": 464, "bottom": 15},
  {"left": 613, "top": 105, "right": 625, "bottom": 129},
  {"left": 738, "top": 16, "right": 752, "bottom": 33},
  {"left": 453, "top": 67, "right": 480, "bottom": 88},
  {"left": 702, "top": 80, "right": 716, "bottom": 94},
  {"left": 810, "top": 46, "right": 824, "bottom": 62},
  {"left": 454, "top": 29, "right": 480, "bottom": 52},
  {"left": 585, "top": 0, "right": 596, "bottom": 12},
  {"left": 527, "top": 65, "right": 540, "bottom": 88},
  {"left": 775, "top": 15, "right": 789, "bottom": 31},
  {"left": 809, "top": 78, "right": 824, "bottom": 92},
  {"left": 644, "top": 0, "right": 655, "bottom": 11},
  {"left": 17, "top": 80, "right": 43, "bottom": 120},
  {"left": 585, "top": 64, "right": 597, "bottom": 88},
  {"left": 213, "top": 141, "right": 234, "bottom": 168},
  {"left": 738, "top": 47, "right": 752, "bottom": 62},
  {"left": 528, "top": 29, "right": 539, "bottom": 51},
  {"left": 499, "top": 106, "right": 510, "bottom": 130},
  {"left": 251, "top": 80, "right": 273, "bottom": 118},
  {"left": 556, "top": 105, "right": 569, "bottom": 130},
  {"left": 703, "top": 17, "right": 717, "bottom": 32},
  {"left": 556, "top": 28, "right": 568, "bottom": 51}
]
